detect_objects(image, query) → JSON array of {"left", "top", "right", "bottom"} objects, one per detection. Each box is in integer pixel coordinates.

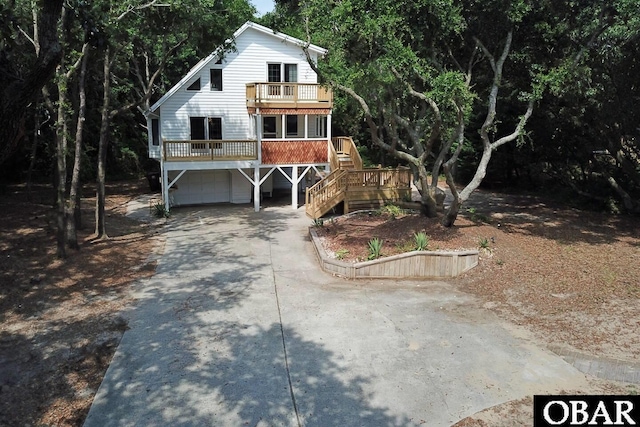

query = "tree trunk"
[
  {"left": 67, "top": 44, "right": 89, "bottom": 249},
  {"left": 55, "top": 69, "right": 68, "bottom": 259},
  {"left": 26, "top": 104, "right": 40, "bottom": 200},
  {"left": 416, "top": 165, "right": 439, "bottom": 218},
  {"left": 95, "top": 47, "right": 111, "bottom": 239},
  {"left": 0, "top": 0, "right": 64, "bottom": 167}
]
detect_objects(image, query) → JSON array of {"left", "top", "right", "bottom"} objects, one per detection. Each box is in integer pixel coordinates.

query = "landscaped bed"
[
  {"left": 313, "top": 207, "right": 489, "bottom": 263},
  {"left": 311, "top": 207, "right": 482, "bottom": 278}
]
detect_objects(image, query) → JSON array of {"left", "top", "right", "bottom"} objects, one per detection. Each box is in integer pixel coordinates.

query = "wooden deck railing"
[
  {"left": 332, "top": 136, "right": 363, "bottom": 171},
  {"left": 305, "top": 168, "right": 412, "bottom": 218},
  {"left": 328, "top": 139, "right": 340, "bottom": 172},
  {"left": 305, "top": 169, "right": 347, "bottom": 218},
  {"left": 246, "top": 83, "right": 332, "bottom": 107},
  {"left": 163, "top": 140, "right": 257, "bottom": 161}
]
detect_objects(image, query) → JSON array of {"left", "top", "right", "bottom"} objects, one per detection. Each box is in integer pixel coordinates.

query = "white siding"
[
  {"left": 158, "top": 27, "right": 319, "bottom": 142},
  {"left": 230, "top": 169, "right": 251, "bottom": 203}
]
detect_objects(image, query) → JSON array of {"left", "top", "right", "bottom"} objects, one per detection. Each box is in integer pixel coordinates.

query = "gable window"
[
  {"left": 210, "top": 69, "right": 222, "bottom": 91},
  {"left": 286, "top": 115, "right": 298, "bottom": 137},
  {"left": 263, "top": 116, "right": 277, "bottom": 138},
  {"left": 187, "top": 78, "right": 201, "bottom": 91}
]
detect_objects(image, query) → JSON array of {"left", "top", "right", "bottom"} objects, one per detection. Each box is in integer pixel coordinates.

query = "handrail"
[
  {"left": 305, "top": 167, "right": 412, "bottom": 218},
  {"left": 163, "top": 140, "right": 258, "bottom": 161},
  {"left": 305, "top": 169, "right": 347, "bottom": 218},
  {"left": 332, "top": 136, "right": 363, "bottom": 171},
  {"left": 328, "top": 139, "right": 339, "bottom": 171},
  {"left": 246, "top": 82, "right": 333, "bottom": 105}
]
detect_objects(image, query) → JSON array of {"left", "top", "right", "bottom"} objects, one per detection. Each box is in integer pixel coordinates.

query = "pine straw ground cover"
[
  {"left": 315, "top": 191, "right": 640, "bottom": 364},
  {"left": 0, "top": 180, "right": 163, "bottom": 426}
]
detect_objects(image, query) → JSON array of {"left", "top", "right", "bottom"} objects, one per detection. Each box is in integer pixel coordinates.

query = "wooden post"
[
  {"left": 254, "top": 166, "right": 260, "bottom": 212},
  {"left": 292, "top": 166, "right": 298, "bottom": 209},
  {"left": 162, "top": 163, "right": 170, "bottom": 212}
]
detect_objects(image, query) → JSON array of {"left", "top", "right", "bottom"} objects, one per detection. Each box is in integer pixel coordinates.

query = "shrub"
[
  {"left": 367, "top": 237, "right": 383, "bottom": 260},
  {"left": 312, "top": 218, "right": 324, "bottom": 227},
  {"left": 152, "top": 202, "right": 170, "bottom": 218},
  {"left": 414, "top": 232, "right": 430, "bottom": 251},
  {"left": 379, "top": 203, "right": 403, "bottom": 219},
  {"left": 478, "top": 237, "right": 490, "bottom": 249}
]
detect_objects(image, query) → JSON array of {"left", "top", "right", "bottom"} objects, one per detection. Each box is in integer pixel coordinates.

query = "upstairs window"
[
  {"left": 210, "top": 69, "right": 222, "bottom": 91},
  {"left": 267, "top": 64, "right": 281, "bottom": 82},
  {"left": 187, "top": 78, "right": 201, "bottom": 91},
  {"left": 268, "top": 63, "right": 298, "bottom": 82},
  {"left": 284, "top": 64, "right": 297, "bottom": 82}
]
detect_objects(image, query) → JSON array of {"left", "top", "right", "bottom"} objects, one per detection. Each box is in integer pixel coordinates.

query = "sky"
[{"left": 252, "top": 0, "right": 275, "bottom": 16}]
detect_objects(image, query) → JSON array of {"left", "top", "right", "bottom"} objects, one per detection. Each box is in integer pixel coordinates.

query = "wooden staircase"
[{"left": 305, "top": 137, "right": 412, "bottom": 218}]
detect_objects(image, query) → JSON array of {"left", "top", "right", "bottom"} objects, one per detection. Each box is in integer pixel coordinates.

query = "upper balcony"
[{"left": 246, "top": 83, "right": 333, "bottom": 110}]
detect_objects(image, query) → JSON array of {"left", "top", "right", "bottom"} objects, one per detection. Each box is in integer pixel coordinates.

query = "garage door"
[{"left": 170, "top": 170, "right": 230, "bottom": 205}]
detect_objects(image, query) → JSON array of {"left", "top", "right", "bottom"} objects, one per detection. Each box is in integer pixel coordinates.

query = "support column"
[
  {"left": 291, "top": 166, "right": 298, "bottom": 209},
  {"left": 162, "top": 163, "right": 170, "bottom": 212},
  {"left": 254, "top": 166, "right": 260, "bottom": 212},
  {"left": 256, "top": 112, "right": 262, "bottom": 163},
  {"left": 304, "top": 114, "right": 308, "bottom": 139},
  {"left": 327, "top": 113, "right": 332, "bottom": 139}
]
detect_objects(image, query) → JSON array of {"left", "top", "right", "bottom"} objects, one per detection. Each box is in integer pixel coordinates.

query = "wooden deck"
[
  {"left": 305, "top": 136, "right": 411, "bottom": 218},
  {"left": 246, "top": 83, "right": 333, "bottom": 109},
  {"left": 163, "top": 140, "right": 258, "bottom": 161},
  {"left": 305, "top": 168, "right": 412, "bottom": 218}
]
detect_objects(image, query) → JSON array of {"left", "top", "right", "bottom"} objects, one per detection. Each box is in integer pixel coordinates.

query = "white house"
[{"left": 145, "top": 21, "right": 336, "bottom": 212}]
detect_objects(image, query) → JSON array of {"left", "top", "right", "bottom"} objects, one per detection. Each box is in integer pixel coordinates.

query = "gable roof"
[{"left": 147, "top": 21, "right": 327, "bottom": 114}]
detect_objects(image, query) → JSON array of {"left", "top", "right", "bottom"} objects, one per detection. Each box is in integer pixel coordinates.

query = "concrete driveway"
[{"left": 84, "top": 203, "right": 589, "bottom": 427}]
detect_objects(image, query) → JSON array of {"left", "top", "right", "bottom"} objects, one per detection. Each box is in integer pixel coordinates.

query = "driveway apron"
[{"left": 84, "top": 204, "right": 589, "bottom": 427}]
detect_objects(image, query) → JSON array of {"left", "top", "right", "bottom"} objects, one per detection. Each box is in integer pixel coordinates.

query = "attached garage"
[{"left": 168, "top": 170, "right": 231, "bottom": 206}]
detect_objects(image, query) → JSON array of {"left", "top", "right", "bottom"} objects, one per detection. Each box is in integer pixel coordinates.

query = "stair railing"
[{"left": 305, "top": 168, "right": 347, "bottom": 218}]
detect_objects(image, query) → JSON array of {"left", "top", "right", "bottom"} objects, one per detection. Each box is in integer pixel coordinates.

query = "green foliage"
[
  {"left": 478, "top": 237, "right": 490, "bottom": 249},
  {"left": 395, "top": 240, "right": 415, "bottom": 253},
  {"left": 367, "top": 237, "right": 383, "bottom": 260},
  {"left": 335, "top": 248, "right": 349, "bottom": 260},
  {"left": 413, "top": 232, "right": 430, "bottom": 251},
  {"left": 152, "top": 202, "right": 170, "bottom": 218},
  {"left": 465, "top": 207, "right": 489, "bottom": 223},
  {"left": 379, "top": 203, "right": 403, "bottom": 219},
  {"left": 312, "top": 218, "right": 324, "bottom": 227}
]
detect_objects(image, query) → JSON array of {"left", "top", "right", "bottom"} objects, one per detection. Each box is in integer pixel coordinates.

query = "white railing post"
[{"left": 292, "top": 166, "right": 298, "bottom": 209}]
